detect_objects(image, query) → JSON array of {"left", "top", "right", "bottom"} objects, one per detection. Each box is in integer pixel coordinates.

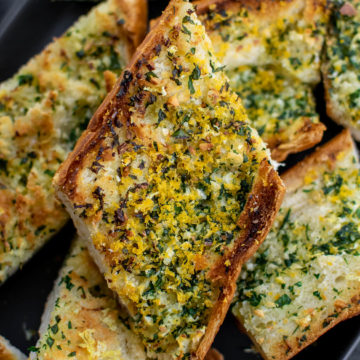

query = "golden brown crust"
[
  {"left": 55, "top": 0, "right": 161, "bottom": 197},
  {"left": 55, "top": 1, "right": 285, "bottom": 358},
  {"left": 204, "top": 348, "right": 224, "bottom": 360},
  {"left": 281, "top": 129, "right": 354, "bottom": 191},
  {"left": 195, "top": 0, "right": 324, "bottom": 22},
  {"left": 0, "top": 336, "right": 25, "bottom": 360}
]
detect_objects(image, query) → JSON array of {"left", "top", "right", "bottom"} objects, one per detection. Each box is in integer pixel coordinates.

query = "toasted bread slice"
[
  {"left": 53, "top": 0, "right": 284, "bottom": 358},
  {"left": 30, "top": 236, "right": 224, "bottom": 360},
  {"left": 29, "top": 236, "right": 147, "bottom": 360},
  {"left": 226, "top": 66, "right": 325, "bottom": 161},
  {"left": 194, "top": 0, "right": 328, "bottom": 161},
  {"left": 0, "top": 336, "right": 26, "bottom": 360},
  {"left": 232, "top": 129, "right": 360, "bottom": 360},
  {"left": 322, "top": 0, "right": 360, "bottom": 141},
  {"left": 0, "top": 0, "right": 147, "bottom": 284}
]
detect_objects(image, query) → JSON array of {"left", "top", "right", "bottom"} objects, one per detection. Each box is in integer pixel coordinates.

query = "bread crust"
[
  {"left": 0, "top": 0, "right": 147, "bottom": 285},
  {"left": 322, "top": 67, "right": 360, "bottom": 141},
  {"left": 54, "top": 1, "right": 284, "bottom": 358},
  {"left": 204, "top": 348, "right": 224, "bottom": 360},
  {"left": 195, "top": 0, "right": 324, "bottom": 21},
  {"left": 236, "top": 129, "right": 360, "bottom": 360}
]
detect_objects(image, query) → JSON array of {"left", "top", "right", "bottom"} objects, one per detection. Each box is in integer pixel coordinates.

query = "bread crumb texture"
[
  {"left": 30, "top": 237, "right": 147, "bottom": 360},
  {"left": 199, "top": 0, "right": 328, "bottom": 159},
  {"left": 233, "top": 135, "right": 360, "bottom": 359},
  {"left": 63, "top": 1, "right": 276, "bottom": 358},
  {"left": 0, "top": 0, "right": 129, "bottom": 283},
  {"left": 323, "top": 0, "right": 360, "bottom": 135}
]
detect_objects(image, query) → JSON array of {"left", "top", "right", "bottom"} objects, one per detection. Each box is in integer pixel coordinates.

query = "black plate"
[{"left": 0, "top": 1, "right": 359, "bottom": 359}]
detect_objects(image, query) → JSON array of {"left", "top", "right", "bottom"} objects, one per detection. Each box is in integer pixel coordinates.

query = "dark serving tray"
[{"left": 0, "top": 1, "right": 359, "bottom": 359}]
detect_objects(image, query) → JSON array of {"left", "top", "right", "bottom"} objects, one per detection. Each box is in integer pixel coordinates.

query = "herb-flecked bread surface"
[
  {"left": 54, "top": 0, "right": 285, "bottom": 358},
  {"left": 30, "top": 236, "right": 147, "bottom": 360},
  {"left": 233, "top": 130, "right": 360, "bottom": 360},
  {"left": 322, "top": 0, "right": 360, "bottom": 140},
  {"left": 195, "top": 0, "right": 328, "bottom": 160},
  {"left": 0, "top": 0, "right": 147, "bottom": 284}
]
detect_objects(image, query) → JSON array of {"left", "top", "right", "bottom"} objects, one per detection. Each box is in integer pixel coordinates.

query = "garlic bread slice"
[
  {"left": 0, "top": 0, "right": 147, "bottom": 284},
  {"left": 323, "top": 0, "right": 360, "bottom": 140},
  {"left": 233, "top": 130, "right": 360, "bottom": 360},
  {"left": 196, "top": 0, "right": 328, "bottom": 161},
  {"left": 54, "top": 0, "right": 284, "bottom": 358}
]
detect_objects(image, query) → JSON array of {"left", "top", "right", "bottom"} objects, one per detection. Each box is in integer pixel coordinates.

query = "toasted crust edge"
[
  {"left": 0, "top": 336, "right": 26, "bottom": 360},
  {"left": 116, "top": 0, "right": 148, "bottom": 55},
  {"left": 204, "top": 348, "right": 224, "bottom": 360},
  {"left": 54, "top": 1, "right": 285, "bottom": 358},
  {"left": 197, "top": 160, "right": 284, "bottom": 360},
  {"left": 235, "top": 129, "right": 360, "bottom": 360}
]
